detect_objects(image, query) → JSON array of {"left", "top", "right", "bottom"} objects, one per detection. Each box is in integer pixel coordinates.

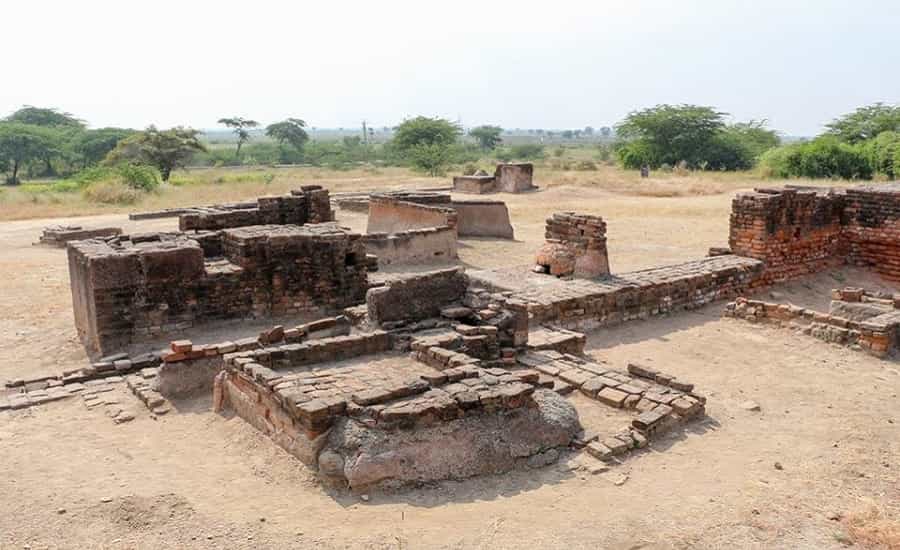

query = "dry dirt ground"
[{"left": 1, "top": 185, "right": 899, "bottom": 549}]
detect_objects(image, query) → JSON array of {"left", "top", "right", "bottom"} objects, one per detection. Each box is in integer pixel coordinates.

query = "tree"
[
  {"left": 265, "top": 118, "right": 309, "bottom": 151},
  {"left": 218, "top": 116, "right": 258, "bottom": 157},
  {"left": 408, "top": 143, "right": 452, "bottom": 176},
  {"left": 105, "top": 126, "right": 206, "bottom": 181},
  {"left": 0, "top": 123, "right": 59, "bottom": 184},
  {"left": 600, "top": 127, "right": 612, "bottom": 138},
  {"left": 469, "top": 125, "right": 503, "bottom": 151},
  {"left": 73, "top": 128, "right": 135, "bottom": 168},
  {"left": 5, "top": 106, "right": 84, "bottom": 129},
  {"left": 583, "top": 126, "right": 595, "bottom": 137},
  {"left": 615, "top": 104, "right": 728, "bottom": 168},
  {"left": 392, "top": 116, "right": 460, "bottom": 152},
  {"left": 826, "top": 103, "right": 900, "bottom": 143},
  {"left": 862, "top": 131, "right": 900, "bottom": 178}
]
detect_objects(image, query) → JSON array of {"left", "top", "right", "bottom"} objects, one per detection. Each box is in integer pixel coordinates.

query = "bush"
[
  {"left": 861, "top": 131, "right": 900, "bottom": 179},
  {"left": 509, "top": 143, "right": 544, "bottom": 160},
  {"left": 759, "top": 137, "right": 872, "bottom": 179},
  {"left": 82, "top": 180, "right": 143, "bottom": 204},
  {"left": 116, "top": 164, "right": 160, "bottom": 191},
  {"left": 575, "top": 160, "right": 598, "bottom": 171},
  {"left": 462, "top": 163, "right": 479, "bottom": 176}
]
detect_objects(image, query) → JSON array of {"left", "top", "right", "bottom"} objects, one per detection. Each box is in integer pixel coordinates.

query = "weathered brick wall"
[
  {"left": 728, "top": 188, "right": 846, "bottom": 283},
  {"left": 362, "top": 226, "right": 458, "bottom": 266},
  {"left": 179, "top": 186, "right": 333, "bottom": 231},
  {"left": 453, "top": 175, "right": 496, "bottom": 194},
  {"left": 450, "top": 200, "right": 515, "bottom": 239},
  {"left": 471, "top": 256, "right": 765, "bottom": 332},
  {"left": 366, "top": 267, "right": 468, "bottom": 325},
  {"left": 38, "top": 225, "right": 122, "bottom": 247},
  {"left": 366, "top": 195, "right": 458, "bottom": 234},
  {"left": 843, "top": 184, "right": 900, "bottom": 281},
  {"left": 535, "top": 212, "right": 609, "bottom": 277},
  {"left": 68, "top": 224, "right": 368, "bottom": 357},
  {"left": 494, "top": 163, "right": 535, "bottom": 192}
]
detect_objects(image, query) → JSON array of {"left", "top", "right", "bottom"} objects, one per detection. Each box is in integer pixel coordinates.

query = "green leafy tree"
[
  {"left": 265, "top": 118, "right": 309, "bottom": 151},
  {"left": 392, "top": 116, "right": 460, "bottom": 152},
  {"left": 218, "top": 116, "right": 258, "bottom": 157},
  {"left": 615, "top": 104, "right": 727, "bottom": 169},
  {"left": 73, "top": 128, "right": 135, "bottom": 168},
  {"left": 408, "top": 143, "right": 452, "bottom": 176},
  {"left": 5, "top": 106, "right": 84, "bottom": 129},
  {"left": 105, "top": 126, "right": 206, "bottom": 181},
  {"left": 0, "top": 123, "right": 59, "bottom": 184},
  {"left": 861, "top": 131, "right": 900, "bottom": 178},
  {"left": 721, "top": 120, "right": 780, "bottom": 159},
  {"left": 469, "top": 125, "right": 503, "bottom": 151},
  {"left": 825, "top": 103, "right": 900, "bottom": 143}
]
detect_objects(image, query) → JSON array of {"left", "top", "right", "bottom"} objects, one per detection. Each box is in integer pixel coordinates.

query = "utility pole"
[{"left": 362, "top": 120, "right": 368, "bottom": 144}]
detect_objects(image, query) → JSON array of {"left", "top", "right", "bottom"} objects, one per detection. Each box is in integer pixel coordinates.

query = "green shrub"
[
  {"left": 861, "top": 131, "right": 900, "bottom": 179},
  {"left": 759, "top": 137, "right": 872, "bottom": 179},
  {"left": 509, "top": 143, "right": 544, "bottom": 160},
  {"left": 575, "top": 160, "right": 597, "bottom": 171}
]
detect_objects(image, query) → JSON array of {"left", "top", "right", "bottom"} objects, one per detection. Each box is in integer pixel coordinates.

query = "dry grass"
[
  {"left": 844, "top": 503, "right": 900, "bottom": 549},
  {"left": 0, "top": 161, "right": 854, "bottom": 222}
]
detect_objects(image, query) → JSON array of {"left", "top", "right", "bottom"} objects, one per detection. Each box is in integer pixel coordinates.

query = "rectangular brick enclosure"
[
  {"left": 68, "top": 223, "right": 368, "bottom": 357},
  {"left": 729, "top": 184, "right": 900, "bottom": 282}
]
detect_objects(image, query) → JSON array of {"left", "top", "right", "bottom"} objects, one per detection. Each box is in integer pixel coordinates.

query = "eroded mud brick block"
[{"left": 596, "top": 387, "right": 628, "bottom": 408}]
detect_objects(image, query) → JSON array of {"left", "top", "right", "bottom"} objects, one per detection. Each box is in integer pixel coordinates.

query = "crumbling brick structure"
[
  {"left": 535, "top": 212, "right": 610, "bottom": 278},
  {"left": 452, "top": 163, "right": 536, "bottom": 194},
  {"left": 729, "top": 184, "right": 900, "bottom": 283},
  {"left": 37, "top": 225, "right": 122, "bottom": 247},
  {"left": 179, "top": 186, "right": 333, "bottom": 231},
  {"left": 68, "top": 223, "right": 368, "bottom": 357}
]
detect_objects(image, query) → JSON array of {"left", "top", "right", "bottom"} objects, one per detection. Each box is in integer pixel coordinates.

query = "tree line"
[{"left": 1, "top": 103, "right": 897, "bottom": 187}]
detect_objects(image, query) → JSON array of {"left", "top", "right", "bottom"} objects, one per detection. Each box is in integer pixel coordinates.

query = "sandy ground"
[{"left": 1, "top": 185, "right": 899, "bottom": 549}]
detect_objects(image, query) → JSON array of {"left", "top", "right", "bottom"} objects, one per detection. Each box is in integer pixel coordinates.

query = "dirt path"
[{"left": 1, "top": 186, "right": 898, "bottom": 548}]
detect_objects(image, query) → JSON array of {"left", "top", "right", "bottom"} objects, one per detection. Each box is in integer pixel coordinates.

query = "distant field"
[{"left": 0, "top": 158, "right": 848, "bottom": 222}]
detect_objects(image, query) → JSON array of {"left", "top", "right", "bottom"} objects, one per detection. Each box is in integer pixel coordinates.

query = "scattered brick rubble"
[{"left": 725, "top": 287, "right": 900, "bottom": 357}]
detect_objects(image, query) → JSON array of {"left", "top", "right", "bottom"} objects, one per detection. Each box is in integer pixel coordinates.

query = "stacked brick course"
[
  {"left": 725, "top": 296, "right": 899, "bottom": 357},
  {"left": 37, "top": 225, "right": 122, "bottom": 247},
  {"left": 728, "top": 188, "right": 846, "bottom": 283},
  {"left": 728, "top": 184, "right": 900, "bottom": 283},
  {"left": 536, "top": 212, "right": 610, "bottom": 277},
  {"left": 178, "top": 186, "right": 333, "bottom": 231},
  {"left": 843, "top": 183, "right": 900, "bottom": 281},
  {"left": 68, "top": 223, "right": 368, "bottom": 356}
]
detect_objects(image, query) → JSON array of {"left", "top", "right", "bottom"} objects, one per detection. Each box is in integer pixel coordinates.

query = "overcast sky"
[{"left": 2, "top": 0, "right": 897, "bottom": 136}]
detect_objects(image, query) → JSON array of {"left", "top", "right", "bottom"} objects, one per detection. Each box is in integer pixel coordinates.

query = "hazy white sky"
[{"left": 2, "top": 0, "right": 897, "bottom": 135}]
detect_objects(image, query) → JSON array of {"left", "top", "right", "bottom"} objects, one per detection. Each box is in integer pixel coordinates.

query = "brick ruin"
[
  {"left": 453, "top": 163, "right": 537, "bottom": 194},
  {"left": 535, "top": 212, "right": 610, "bottom": 277},
  {"left": 728, "top": 184, "right": 900, "bottom": 283},
  {"left": 37, "top": 225, "right": 122, "bottom": 247},
  {"left": 12, "top": 180, "right": 900, "bottom": 493},
  {"left": 178, "top": 185, "right": 333, "bottom": 231},
  {"left": 68, "top": 223, "right": 368, "bottom": 357}
]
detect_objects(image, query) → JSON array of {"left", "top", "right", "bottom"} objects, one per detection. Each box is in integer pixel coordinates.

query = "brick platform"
[
  {"left": 68, "top": 223, "right": 368, "bottom": 356},
  {"left": 178, "top": 186, "right": 333, "bottom": 231}
]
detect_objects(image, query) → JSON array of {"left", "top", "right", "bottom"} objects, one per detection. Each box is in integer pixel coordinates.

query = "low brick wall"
[
  {"left": 535, "top": 212, "right": 609, "bottom": 277},
  {"left": 724, "top": 297, "right": 900, "bottom": 357},
  {"left": 453, "top": 175, "right": 496, "bottom": 194},
  {"left": 729, "top": 188, "right": 846, "bottom": 283},
  {"left": 844, "top": 184, "right": 900, "bottom": 281},
  {"left": 362, "top": 226, "right": 457, "bottom": 266},
  {"left": 470, "top": 255, "right": 765, "bottom": 332},
  {"left": 494, "top": 163, "right": 535, "bottom": 192},
  {"left": 366, "top": 268, "right": 468, "bottom": 326},
  {"left": 450, "top": 200, "right": 515, "bottom": 239},
  {"left": 179, "top": 186, "right": 332, "bottom": 231},
  {"left": 37, "top": 225, "right": 122, "bottom": 247},
  {"left": 366, "top": 196, "right": 458, "bottom": 234},
  {"left": 68, "top": 224, "right": 368, "bottom": 357}
]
